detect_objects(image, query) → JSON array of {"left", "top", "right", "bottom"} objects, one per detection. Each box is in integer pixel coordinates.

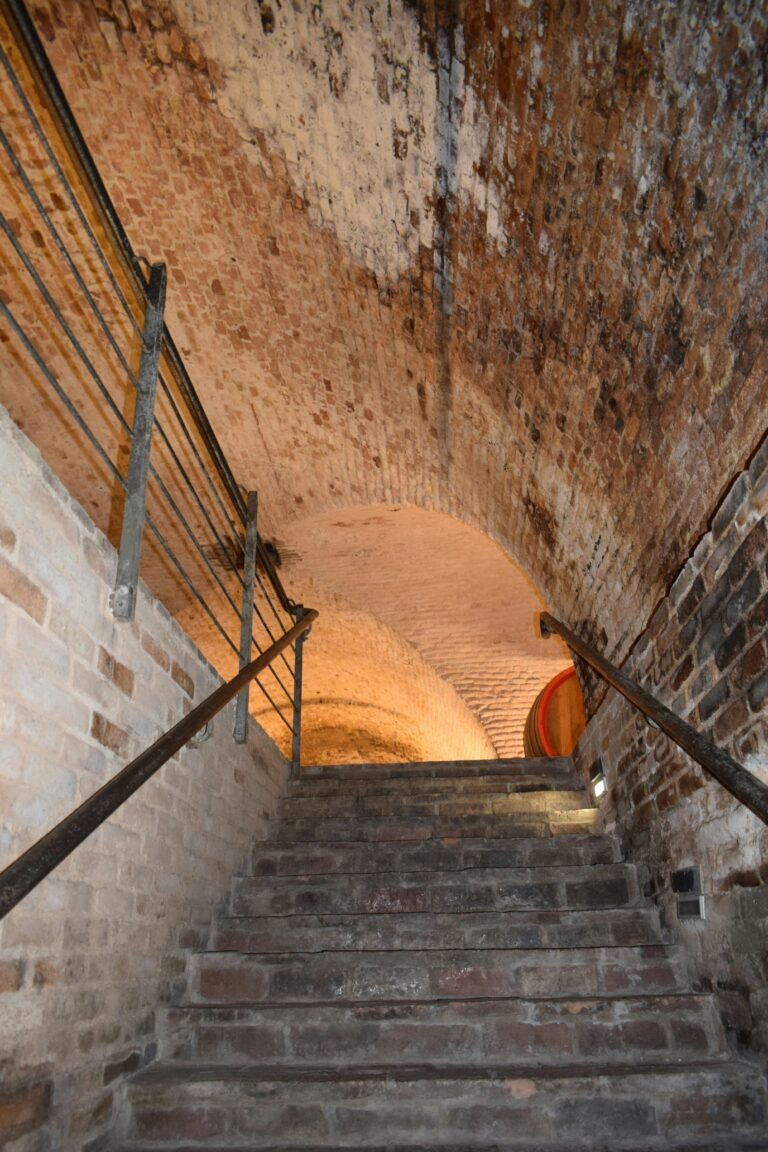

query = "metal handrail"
[
  {"left": 0, "top": 609, "right": 318, "bottom": 921},
  {"left": 1, "top": 0, "right": 294, "bottom": 617},
  {"left": 539, "top": 612, "right": 768, "bottom": 827}
]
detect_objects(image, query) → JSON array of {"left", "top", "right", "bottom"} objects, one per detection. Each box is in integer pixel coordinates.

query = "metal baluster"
[
  {"left": 111, "top": 263, "right": 167, "bottom": 621},
  {"left": 234, "top": 492, "right": 259, "bottom": 743},
  {"left": 291, "top": 605, "right": 307, "bottom": 778}
]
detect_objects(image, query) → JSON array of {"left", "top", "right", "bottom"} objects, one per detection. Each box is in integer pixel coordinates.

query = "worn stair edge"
[
  {"left": 248, "top": 833, "right": 620, "bottom": 877},
  {"left": 189, "top": 944, "right": 686, "bottom": 1005},
  {"left": 285, "top": 776, "right": 584, "bottom": 799},
  {"left": 296, "top": 757, "right": 579, "bottom": 780},
  {"left": 119, "top": 1061, "right": 767, "bottom": 1149},
  {"left": 230, "top": 861, "right": 639, "bottom": 918},
  {"left": 159, "top": 991, "right": 729, "bottom": 1065},
  {"left": 277, "top": 790, "right": 591, "bottom": 819},
  {"left": 113, "top": 1142, "right": 768, "bottom": 1152},
  {"left": 212, "top": 905, "right": 665, "bottom": 953},
  {"left": 269, "top": 809, "right": 603, "bottom": 842}
]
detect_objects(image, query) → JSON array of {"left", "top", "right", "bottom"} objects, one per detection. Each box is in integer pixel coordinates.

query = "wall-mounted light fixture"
[
  {"left": 590, "top": 757, "right": 607, "bottom": 800},
  {"left": 671, "top": 867, "right": 705, "bottom": 920}
]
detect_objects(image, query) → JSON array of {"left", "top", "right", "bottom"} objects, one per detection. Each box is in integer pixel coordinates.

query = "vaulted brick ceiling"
[{"left": 6, "top": 0, "right": 767, "bottom": 758}]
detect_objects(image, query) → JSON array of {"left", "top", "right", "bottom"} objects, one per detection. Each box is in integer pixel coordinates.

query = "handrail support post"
[
  {"left": 291, "top": 606, "right": 307, "bottom": 779},
  {"left": 234, "top": 492, "right": 259, "bottom": 743},
  {"left": 111, "top": 262, "right": 167, "bottom": 621}
]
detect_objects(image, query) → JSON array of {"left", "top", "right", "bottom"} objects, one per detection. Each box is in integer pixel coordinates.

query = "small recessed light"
[{"left": 590, "top": 758, "right": 607, "bottom": 800}]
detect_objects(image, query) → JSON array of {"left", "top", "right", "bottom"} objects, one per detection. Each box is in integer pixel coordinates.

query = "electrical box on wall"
[{"left": 671, "top": 867, "right": 705, "bottom": 920}]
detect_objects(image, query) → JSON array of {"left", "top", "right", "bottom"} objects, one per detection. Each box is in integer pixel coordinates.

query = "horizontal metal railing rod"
[
  {"left": 2, "top": 0, "right": 296, "bottom": 617},
  {"left": 539, "top": 612, "right": 768, "bottom": 827},
  {"left": 0, "top": 609, "right": 318, "bottom": 921}
]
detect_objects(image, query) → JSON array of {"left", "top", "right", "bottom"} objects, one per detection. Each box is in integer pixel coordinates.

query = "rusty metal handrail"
[
  {"left": 1, "top": 0, "right": 294, "bottom": 616},
  {"left": 539, "top": 612, "right": 768, "bottom": 827},
  {"left": 0, "top": 609, "right": 317, "bottom": 921}
]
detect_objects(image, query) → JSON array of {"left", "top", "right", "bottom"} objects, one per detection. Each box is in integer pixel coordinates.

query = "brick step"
[
  {"left": 189, "top": 945, "right": 684, "bottom": 1005},
  {"left": 287, "top": 771, "right": 583, "bottom": 800},
  {"left": 278, "top": 789, "right": 589, "bottom": 821},
  {"left": 160, "top": 993, "right": 728, "bottom": 1067},
  {"left": 249, "top": 833, "right": 619, "bottom": 878},
  {"left": 115, "top": 1142, "right": 768, "bottom": 1152},
  {"left": 269, "top": 808, "right": 602, "bottom": 844},
  {"left": 212, "top": 906, "right": 663, "bottom": 953},
  {"left": 120, "top": 1061, "right": 767, "bottom": 1148},
  {"left": 231, "top": 862, "right": 637, "bottom": 918},
  {"left": 297, "top": 757, "right": 577, "bottom": 782}
]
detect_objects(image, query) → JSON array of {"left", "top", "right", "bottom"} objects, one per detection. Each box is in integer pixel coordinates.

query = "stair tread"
[
  {"left": 256, "top": 833, "right": 611, "bottom": 858},
  {"left": 168, "top": 991, "right": 712, "bottom": 1012},
  {"left": 270, "top": 809, "right": 602, "bottom": 842},
  {"left": 279, "top": 790, "right": 591, "bottom": 811},
  {"left": 236, "top": 862, "right": 632, "bottom": 880},
  {"left": 298, "top": 758, "right": 577, "bottom": 779},
  {"left": 217, "top": 906, "right": 659, "bottom": 928},
  {"left": 288, "top": 777, "right": 581, "bottom": 787},
  {"left": 121, "top": 764, "right": 767, "bottom": 1148},
  {"left": 130, "top": 1056, "right": 762, "bottom": 1085},
  {"left": 116, "top": 1144, "right": 768, "bottom": 1152},
  {"left": 196, "top": 944, "right": 677, "bottom": 958}
]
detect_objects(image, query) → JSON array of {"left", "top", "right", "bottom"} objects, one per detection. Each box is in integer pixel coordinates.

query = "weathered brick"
[
  {"left": 712, "top": 473, "right": 750, "bottom": 540},
  {"left": 98, "top": 647, "right": 135, "bottom": 697},
  {"left": 670, "top": 653, "right": 694, "bottom": 692},
  {"left": 619, "top": 1019, "right": 667, "bottom": 1050},
  {"left": 714, "top": 621, "right": 746, "bottom": 673},
  {"left": 0, "top": 555, "right": 48, "bottom": 623},
  {"left": 171, "top": 660, "right": 195, "bottom": 699},
  {"left": 0, "top": 1081, "right": 52, "bottom": 1141},
  {"left": 731, "top": 638, "right": 767, "bottom": 692},
  {"left": 0, "top": 958, "right": 25, "bottom": 992},
  {"left": 713, "top": 697, "right": 750, "bottom": 745},
  {"left": 33, "top": 960, "right": 60, "bottom": 988},
  {"left": 135, "top": 1105, "right": 228, "bottom": 1140},
  {"left": 102, "top": 1049, "right": 142, "bottom": 1085},
  {"left": 727, "top": 518, "right": 768, "bottom": 591},
  {"left": 698, "top": 678, "right": 729, "bottom": 723},
  {"left": 90, "top": 712, "right": 129, "bottom": 757},
  {"left": 141, "top": 630, "right": 170, "bottom": 672},
  {"left": 724, "top": 569, "right": 762, "bottom": 631},
  {"left": 747, "top": 668, "right": 768, "bottom": 714},
  {"left": 746, "top": 590, "right": 768, "bottom": 640},
  {"left": 698, "top": 613, "right": 726, "bottom": 662}
]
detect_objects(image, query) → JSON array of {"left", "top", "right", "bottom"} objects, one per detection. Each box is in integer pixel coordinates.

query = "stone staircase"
[{"left": 114, "top": 758, "right": 768, "bottom": 1150}]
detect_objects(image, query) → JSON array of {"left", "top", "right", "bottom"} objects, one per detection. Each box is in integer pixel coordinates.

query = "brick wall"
[
  {"left": 576, "top": 433, "right": 768, "bottom": 1050},
  {"left": 3, "top": 1, "right": 764, "bottom": 731},
  {"left": 0, "top": 405, "right": 289, "bottom": 1151}
]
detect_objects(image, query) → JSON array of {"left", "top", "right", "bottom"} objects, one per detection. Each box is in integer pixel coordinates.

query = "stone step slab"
[
  {"left": 297, "top": 757, "right": 578, "bottom": 782},
  {"left": 270, "top": 807, "right": 602, "bottom": 844},
  {"left": 189, "top": 946, "right": 684, "bottom": 1005},
  {"left": 231, "top": 862, "right": 637, "bottom": 918},
  {"left": 248, "top": 833, "right": 619, "bottom": 878},
  {"left": 121, "top": 1062, "right": 767, "bottom": 1148},
  {"left": 278, "top": 789, "right": 590, "bottom": 821},
  {"left": 286, "top": 772, "right": 584, "bottom": 800},
  {"left": 160, "top": 993, "right": 728, "bottom": 1067},
  {"left": 212, "top": 906, "right": 663, "bottom": 954}
]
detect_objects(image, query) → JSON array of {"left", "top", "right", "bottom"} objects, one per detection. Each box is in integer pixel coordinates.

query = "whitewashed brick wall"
[{"left": 0, "top": 404, "right": 289, "bottom": 1151}]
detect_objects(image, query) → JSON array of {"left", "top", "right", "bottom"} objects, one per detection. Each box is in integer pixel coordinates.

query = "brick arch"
[
  {"left": 275, "top": 503, "right": 571, "bottom": 760},
  {"left": 6, "top": 0, "right": 767, "bottom": 702},
  {"left": 252, "top": 601, "right": 497, "bottom": 765}
]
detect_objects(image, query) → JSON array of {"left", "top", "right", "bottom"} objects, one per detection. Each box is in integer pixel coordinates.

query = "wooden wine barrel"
[{"left": 524, "top": 667, "right": 586, "bottom": 758}]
